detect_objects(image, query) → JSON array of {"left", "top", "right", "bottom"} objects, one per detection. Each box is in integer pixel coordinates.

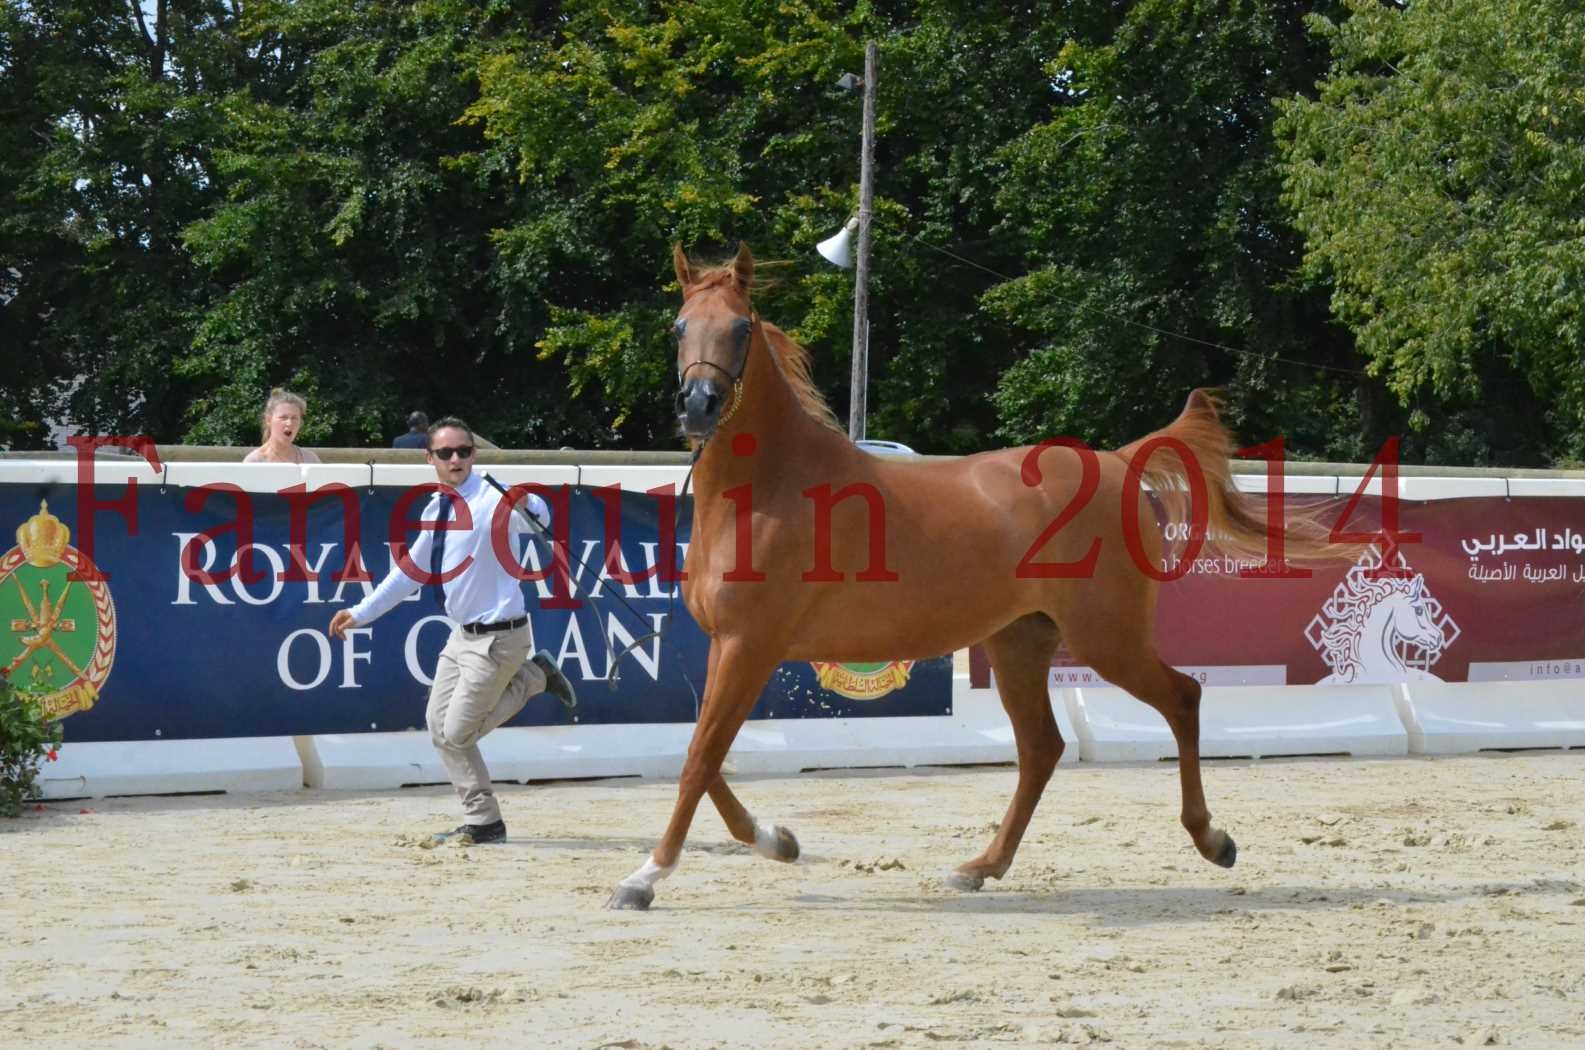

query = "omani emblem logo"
[
  {"left": 809, "top": 660, "right": 914, "bottom": 701},
  {"left": 1, "top": 501, "right": 117, "bottom": 718},
  {"left": 1305, "top": 546, "right": 1458, "bottom": 685}
]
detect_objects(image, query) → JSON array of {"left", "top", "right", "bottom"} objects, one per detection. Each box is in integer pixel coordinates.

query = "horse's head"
[
  {"left": 1387, "top": 576, "right": 1444, "bottom": 650},
  {"left": 672, "top": 242, "right": 758, "bottom": 441}
]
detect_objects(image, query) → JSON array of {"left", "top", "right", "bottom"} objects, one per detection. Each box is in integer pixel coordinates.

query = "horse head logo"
[
  {"left": 1305, "top": 550, "right": 1459, "bottom": 685},
  {"left": 1390, "top": 576, "right": 1445, "bottom": 651}
]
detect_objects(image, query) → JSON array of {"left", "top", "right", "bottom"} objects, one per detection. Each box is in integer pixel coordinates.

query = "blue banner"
[{"left": 0, "top": 480, "right": 951, "bottom": 741}]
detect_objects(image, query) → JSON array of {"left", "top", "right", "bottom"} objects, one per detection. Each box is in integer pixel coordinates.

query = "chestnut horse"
[{"left": 607, "top": 244, "right": 1324, "bottom": 910}]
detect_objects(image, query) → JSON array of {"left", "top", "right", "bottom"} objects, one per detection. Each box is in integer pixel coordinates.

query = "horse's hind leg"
[
  {"left": 1085, "top": 652, "right": 1235, "bottom": 868},
  {"left": 947, "top": 613, "right": 1064, "bottom": 891},
  {"left": 708, "top": 775, "right": 800, "bottom": 862}
]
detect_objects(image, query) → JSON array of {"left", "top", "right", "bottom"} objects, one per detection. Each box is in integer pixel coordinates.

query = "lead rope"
[
  {"left": 585, "top": 309, "right": 759, "bottom": 715},
  {"left": 484, "top": 473, "right": 681, "bottom": 712},
  {"left": 588, "top": 442, "right": 706, "bottom": 716}
]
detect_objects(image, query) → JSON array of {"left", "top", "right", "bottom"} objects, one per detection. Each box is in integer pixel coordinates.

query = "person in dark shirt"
[{"left": 393, "top": 411, "right": 429, "bottom": 449}]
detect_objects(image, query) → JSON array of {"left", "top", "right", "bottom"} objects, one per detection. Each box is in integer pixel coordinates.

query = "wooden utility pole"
[{"left": 848, "top": 41, "right": 878, "bottom": 443}]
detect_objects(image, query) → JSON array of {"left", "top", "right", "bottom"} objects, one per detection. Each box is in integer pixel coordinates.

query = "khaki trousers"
[{"left": 425, "top": 623, "right": 545, "bottom": 825}]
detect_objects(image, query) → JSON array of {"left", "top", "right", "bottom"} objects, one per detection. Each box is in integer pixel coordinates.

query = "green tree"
[
  {"left": 1, "top": 0, "right": 242, "bottom": 445},
  {"left": 180, "top": 0, "right": 556, "bottom": 446},
  {"left": 1277, "top": 0, "right": 1585, "bottom": 465},
  {"left": 17, "top": 0, "right": 1566, "bottom": 464},
  {"left": 858, "top": 2, "right": 1076, "bottom": 451},
  {"left": 466, "top": 0, "right": 1074, "bottom": 452},
  {"left": 459, "top": 0, "right": 825, "bottom": 447},
  {"left": 984, "top": 0, "right": 1380, "bottom": 460}
]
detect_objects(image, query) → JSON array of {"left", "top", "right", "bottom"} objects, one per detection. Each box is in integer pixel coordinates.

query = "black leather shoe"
[
  {"left": 532, "top": 650, "right": 578, "bottom": 711},
  {"left": 430, "top": 820, "right": 506, "bottom": 846}
]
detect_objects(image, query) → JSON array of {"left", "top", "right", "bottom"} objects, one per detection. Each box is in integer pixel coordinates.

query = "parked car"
[{"left": 855, "top": 439, "right": 917, "bottom": 456}]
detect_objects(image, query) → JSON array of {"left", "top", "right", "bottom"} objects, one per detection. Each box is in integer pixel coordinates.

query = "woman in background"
[{"left": 244, "top": 388, "right": 322, "bottom": 464}]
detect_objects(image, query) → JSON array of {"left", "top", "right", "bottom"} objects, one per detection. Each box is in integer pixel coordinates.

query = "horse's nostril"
[{"left": 678, "top": 380, "right": 723, "bottom": 431}]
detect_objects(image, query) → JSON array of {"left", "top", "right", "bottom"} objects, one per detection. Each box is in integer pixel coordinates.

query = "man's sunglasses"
[{"left": 431, "top": 445, "right": 474, "bottom": 461}]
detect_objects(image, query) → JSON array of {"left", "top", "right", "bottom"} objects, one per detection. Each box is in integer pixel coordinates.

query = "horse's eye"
[
  {"left": 673, "top": 319, "right": 687, "bottom": 340},
  {"left": 733, "top": 317, "right": 753, "bottom": 343}
]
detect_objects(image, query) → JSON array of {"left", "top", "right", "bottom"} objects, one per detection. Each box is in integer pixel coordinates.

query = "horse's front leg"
[
  {"left": 696, "top": 639, "right": 799, "bottom": 864},
  {"left": 707, "top": 775, "right": 801, "bottom": 862},
  {"left": 607, "top": 639, "right": 783, "bottom": 910}
]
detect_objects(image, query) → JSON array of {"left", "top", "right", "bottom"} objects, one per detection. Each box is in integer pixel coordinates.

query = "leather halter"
[{"left": 677, "top": 310, "right": 758, "bottom": 433}]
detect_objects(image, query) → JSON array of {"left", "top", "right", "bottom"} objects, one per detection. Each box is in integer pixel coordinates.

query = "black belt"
[{"left": 460, "top": 616, "right": 528, "bottom": 636}]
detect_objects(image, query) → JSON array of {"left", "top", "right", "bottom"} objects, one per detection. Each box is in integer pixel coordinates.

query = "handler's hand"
[{"left": 329, "top": 610, "right": 358, "bottom": 640}]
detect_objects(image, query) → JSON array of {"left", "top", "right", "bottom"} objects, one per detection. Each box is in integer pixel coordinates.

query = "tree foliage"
[
  {"left": 462, "top": 0, "right": 1067, "bottom": 452},
  {"left": 2, "top": 0, "right": 238, "bottom": 445},
  {"left": 2, "top": 0, "right": 1582, "bottom": 464},
  {"left": 178, "top": 0, "right": 535, "bottom": 446},
  {"left": 985, "top": 0, "right": 1373, "bottom": 460},
  {"left": 1278, "top": 0, "right": 1585, "bottom": 463}
]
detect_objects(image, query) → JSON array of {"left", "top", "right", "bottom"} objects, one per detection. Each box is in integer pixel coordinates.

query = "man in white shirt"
[{"left": 329, "top": 417, "right": 576, "bottom": 844}]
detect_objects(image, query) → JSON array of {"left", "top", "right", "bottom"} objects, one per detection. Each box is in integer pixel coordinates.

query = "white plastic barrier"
[
  {"left": 1396, "top": 680, "right": 1585, "bottom": 753},
  {"left": 38, "top": 736, "right": 303, "bottom": 799},
  {"left": 30, "top": 675, "right": 1585, "bottom": 798},
  {"left": 43, "top": 675, "right": 1078, "bottom": 797},
  {"left": 1066, "top": 684, "right": 1408, "bottom": 762},
  {"left": 299, "top": 673, "right": 1037, "bottom": 789},
  {"left": 299, "top": 723, "right": 699, "bottom": 789}
]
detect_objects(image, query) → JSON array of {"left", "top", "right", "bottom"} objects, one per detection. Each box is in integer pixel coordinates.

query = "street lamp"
[{"left": 816, "top": 42, "right": 878, "bottom": 443}]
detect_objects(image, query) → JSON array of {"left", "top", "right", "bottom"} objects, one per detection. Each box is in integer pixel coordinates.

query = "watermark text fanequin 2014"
[{"left": 58, "top": 433, "right": 1425, "bottom": 599}]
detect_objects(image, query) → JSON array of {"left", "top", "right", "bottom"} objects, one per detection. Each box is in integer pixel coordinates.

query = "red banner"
[{"left": 971, "top": 496, "right": 1585, "bottom": 688}]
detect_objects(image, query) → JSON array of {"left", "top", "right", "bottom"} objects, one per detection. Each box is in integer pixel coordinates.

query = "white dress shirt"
[{"left": 348, "top": 472, "right": 551, "bottom": 627}]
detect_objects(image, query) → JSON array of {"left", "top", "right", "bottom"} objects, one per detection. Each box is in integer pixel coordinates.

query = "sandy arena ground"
[{"left": 3, "top": 752, "right": 1583, "bottom": 1050}]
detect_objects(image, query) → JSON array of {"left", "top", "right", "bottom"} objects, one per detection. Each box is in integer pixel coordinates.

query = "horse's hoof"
[
  {"left": 755, "top": 824, "right": 800, "bottom": 863},
  {"left": 605, "top": 883, "right": 655, "bottom": 910},
  {"left": 1211, "top": 833, "right": 1238, "bottom": 869},
  {"left": 944, "top": 869, "right": 986, "bottom": 892},
  {"left": 771, "top": 824, "right": 801, "bottom": 862}
]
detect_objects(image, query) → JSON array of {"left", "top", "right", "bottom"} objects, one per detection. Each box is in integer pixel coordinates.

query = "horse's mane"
[
  {"left": 687, "top": 265, "right": 744, "bottom": 291},
  {"left": 688, "top": 264, "right": 846, "bottom": 436},
  {"left": 762, "top": 323, "right": 845, "bottom": 434}
]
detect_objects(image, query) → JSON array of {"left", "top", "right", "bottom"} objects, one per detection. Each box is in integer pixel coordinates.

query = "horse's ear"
[
  {"left": 673, "top": 242, "right": 693, "bottom": 293},
  {"left": 1184, "top": 388, "right": 1222, "bottom": 419},
  {"left": 732, "top": 241, "right": 754, "bottom": 293}
]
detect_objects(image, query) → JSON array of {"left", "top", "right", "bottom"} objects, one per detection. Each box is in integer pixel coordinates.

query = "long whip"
[{"left": 480, "top": 471, "right": 693, "bottom": 695}]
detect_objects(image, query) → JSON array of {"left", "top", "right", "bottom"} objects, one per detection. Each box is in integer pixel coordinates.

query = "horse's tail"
[{"left": 1113, "top": 388, "right": 1349, "bottom": 565}]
